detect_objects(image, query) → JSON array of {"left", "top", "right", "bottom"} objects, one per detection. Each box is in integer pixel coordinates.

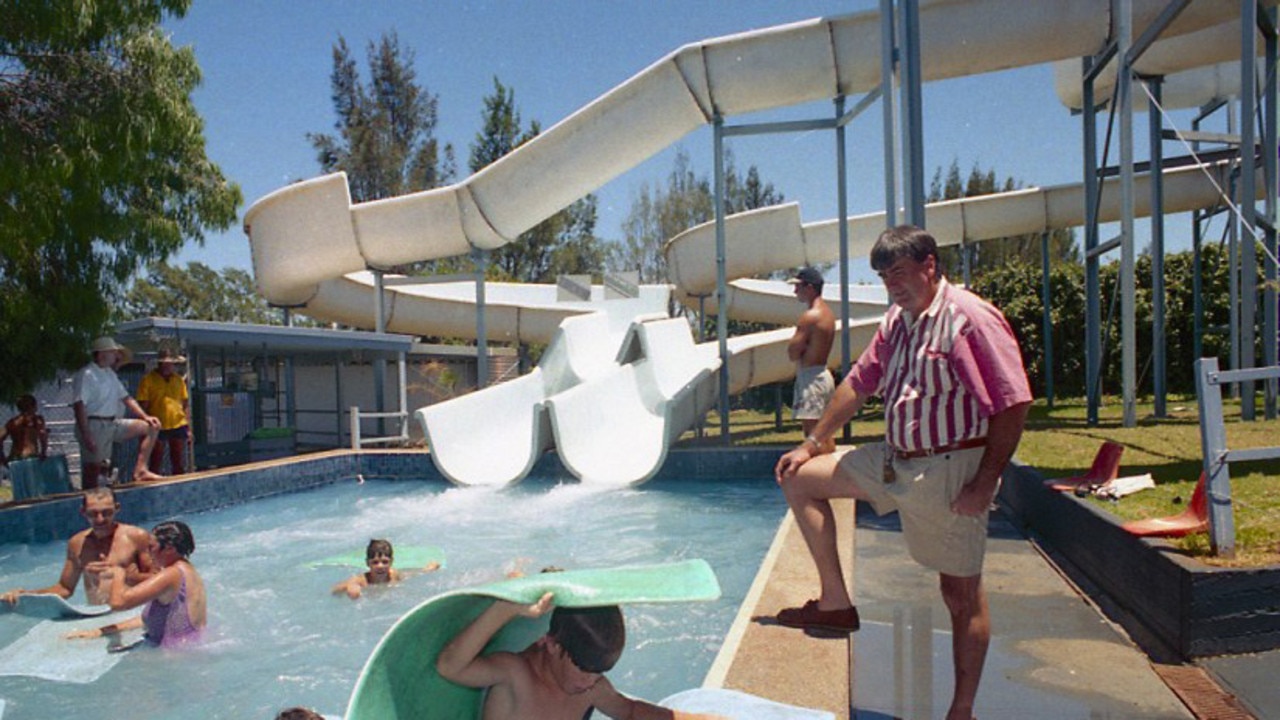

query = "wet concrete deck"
[{"left": 703, "top": 499, "right": 1204, "bottom": 719}]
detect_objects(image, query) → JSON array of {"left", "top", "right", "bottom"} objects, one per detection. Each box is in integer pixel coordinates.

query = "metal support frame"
[
  {"left": 1082, "top": 0, "right": 1202, "bottom": 426},
  {"left": 1083, "top": 56, "right": 1102, "bottom": 426},
  {"left": 1266, "top": 6, "right": 1280, "bottom": 419},
  {"left": 1118, "top": 0, "right": 1137, "bottom": 428},
  {"left": 835, "top": 95, "right": 852, "bottom": 410},
  {"left": 1040, "top": 231, "right": 1055, "bottom": 408},
  {"left": 898, "top": 0, "right": 926, "bottom": 226},
  {"left": 372, "top": 269, "right": 387, "bottom": 436},
  {"left": 712, "top": 94, "right": 864, "bottom": 443},
  {"left": 472, "top": 248, "right": 489, "bottom": 390},
  {"left": 1242, "top": 0, "right": 1260, "bottom": 419},
  {"left": 880, "top": 0, "right": 899, "bottom": 227},
  {"left": 1147, "top": 75, "right": 1168, "bottom": 417},
  {"left": 1196, "top": 357, "right": 1280, "bottom": 556},
  {"left": 713, "top": 116, "right": 730, "bottom": 443}
]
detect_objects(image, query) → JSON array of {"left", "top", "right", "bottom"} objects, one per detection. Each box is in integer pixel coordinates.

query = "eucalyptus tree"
[
  {"left": 0, "top": 0, "right": 241, "bottom": 399},
  {"left": 117, "top": 262, "right": 293, "bottom": 326}
]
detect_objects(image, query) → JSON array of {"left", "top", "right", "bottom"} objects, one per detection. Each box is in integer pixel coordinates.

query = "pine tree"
[
  {"left": 309, "top": 31, "right": 455, "bottom": 204},
  {"left": 469, "top": 77, "right": 604, "bottom": 283}
]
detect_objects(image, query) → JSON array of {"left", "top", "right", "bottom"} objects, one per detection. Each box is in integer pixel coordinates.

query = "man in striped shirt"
[{"left": 774, "top": 225, "right": 1032, "bottom": 720}]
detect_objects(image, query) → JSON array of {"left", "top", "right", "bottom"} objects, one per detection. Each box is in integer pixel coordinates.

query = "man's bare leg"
[
  {"left": 126, "top": 422, "right": 164, "bottom": 482},
  {"left": 940, "top": 572, "right": 989, "bottom": 720},
  {"left": 779, "top": 455, "right": 860, "bottom": 610},
  {"left": 81, "top": 462, "right": 103, "bottom": 490}
]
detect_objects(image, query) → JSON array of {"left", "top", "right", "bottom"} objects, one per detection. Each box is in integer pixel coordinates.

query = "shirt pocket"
[{"left": 920, "top": 349, "right": 956, "bottom": 395}]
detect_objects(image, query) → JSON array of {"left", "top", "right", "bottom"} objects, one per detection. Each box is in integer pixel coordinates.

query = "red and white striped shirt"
[{"left": 847, "top": 278, "right": 1032, "bottom": 453}]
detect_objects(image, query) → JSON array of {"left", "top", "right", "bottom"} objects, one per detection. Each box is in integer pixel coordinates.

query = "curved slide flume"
[
  {"left": 665, "top": 158, "right": 1257, "bottom": 308},
  {"left": 245, "top": 2, "right": 1260, "bottom": 488},
  {"left": 415, "top": 311, "right": 653, "bottom": 487}
]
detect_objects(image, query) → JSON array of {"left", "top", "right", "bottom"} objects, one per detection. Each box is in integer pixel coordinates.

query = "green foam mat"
[{"left": 345, "top": 559, "right": 720, "bottom": 720}]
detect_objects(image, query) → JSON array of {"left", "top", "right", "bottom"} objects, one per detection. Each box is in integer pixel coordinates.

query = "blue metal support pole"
[
  {"left": 1264, "top": 6, "right": 1279, "bottom": 419},
  {"left": 880, "top": 0, "right": 898, "bottom": 227},
  {"left": 1241, "top": 0, "right": 1259, "bottom": 420},
  {"left": 898, "top": 0, "right": 926, "bottom": 226},
  {"left": 1119, "top": 0, "right": 1137, "bottom": 428},
  {"left": 373, "top": 269, "right": 387, "bottom": 435},
  {"left": 1040, "top": 231, "right": 1055, "bottom": 409},
  {"left": 473, "top": 248, "right": 489, "bottom": 390},
  {"left": 836, "top": 95, "right": 852, "bottom": 442},
  {"left": 836, "top": 96, "right": 851, "bottom": 380},
  {"left": 1147, "top": 76, "right": 1167, "bottom": 417},
  {"left": 1083, "top": 56, "right": 1102, "bottom": 426},
  {"left": 714, "top": 116, "right": 730, "bottom": 444},
  {"left": 1196, "top": 357, "right": 1236, "bottom": 558}
]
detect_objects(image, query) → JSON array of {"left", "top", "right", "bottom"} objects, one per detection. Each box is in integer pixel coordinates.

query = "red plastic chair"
[
  {"left": 1045, "top": 441, "right": 1124, "bottom": 492},
  {"left": 1121, "top": 473, "right": 1209, "bottom": 538}
]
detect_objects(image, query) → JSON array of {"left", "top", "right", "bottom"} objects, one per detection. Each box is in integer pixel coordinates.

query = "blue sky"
[{"left": 163, "top": 1, "right": 1213, "bottom": 284}]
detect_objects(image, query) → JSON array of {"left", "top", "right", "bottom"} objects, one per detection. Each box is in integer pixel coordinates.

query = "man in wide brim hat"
[
  {"left": 137, "top": 347, "right": 191, "bottom": 476},
  {"left": 154, "top": 348, "right": 187, "bottom": 365},
  {"left": 90, "top": 336, "right": 134, "bottom": 366},
  {"left": 72, "top": 337, "right": 163, "bottom": 488}
]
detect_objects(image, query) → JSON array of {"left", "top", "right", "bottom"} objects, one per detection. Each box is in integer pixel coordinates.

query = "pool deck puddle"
[{"left": 706, "top": 499, "right": 1200, "bottom": 719}]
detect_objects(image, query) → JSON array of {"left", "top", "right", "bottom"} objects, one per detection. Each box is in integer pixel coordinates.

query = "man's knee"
[
  {"left": 124, "top": 420, "right": 158, "bottom": 440},
  {"left": 783, "top": 456, "right": 854, "bottom": 504},
  {"left": 939, "top": 573, "right": 985, "bottom": 618}
]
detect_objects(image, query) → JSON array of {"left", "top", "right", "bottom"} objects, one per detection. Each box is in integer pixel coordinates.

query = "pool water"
[{"left": 0, "top": 476, "right": 785, "bottom": 719}]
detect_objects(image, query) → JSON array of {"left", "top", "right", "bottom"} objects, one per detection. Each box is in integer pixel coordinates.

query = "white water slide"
[{"left": 244, "top": 1, "right": 1260, "bottom": 486}]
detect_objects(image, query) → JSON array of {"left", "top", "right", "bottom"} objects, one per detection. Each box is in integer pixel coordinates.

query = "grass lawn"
[{"left": 676, "top": 394, "right": 1280, "bottom": 567}]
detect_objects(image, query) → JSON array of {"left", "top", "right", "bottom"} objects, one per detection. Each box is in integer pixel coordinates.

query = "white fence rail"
[{"left": 349, "top": 406, "right": 410, "bottom": 449}]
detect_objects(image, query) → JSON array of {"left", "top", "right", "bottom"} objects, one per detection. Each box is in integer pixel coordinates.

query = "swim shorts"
[{"left": 792, "top": 365, "right": 834, "bottom": 421}]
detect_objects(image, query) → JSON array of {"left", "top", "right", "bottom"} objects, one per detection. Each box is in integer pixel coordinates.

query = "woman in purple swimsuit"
[{"left": 66, "top": 520, "right": 207, "bottom": 647}]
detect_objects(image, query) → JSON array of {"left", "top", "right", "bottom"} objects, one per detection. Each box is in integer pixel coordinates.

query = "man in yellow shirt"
[{"left": 136, "top": 349, "right": 191, "bottom": 475}]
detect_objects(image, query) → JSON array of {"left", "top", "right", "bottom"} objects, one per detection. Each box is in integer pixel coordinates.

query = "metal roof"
[{"left": 114, "top": 317, "right": 417, "bottom": 360}]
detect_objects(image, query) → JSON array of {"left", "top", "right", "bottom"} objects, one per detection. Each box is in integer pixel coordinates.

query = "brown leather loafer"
[{"left": 776, "top": 599, "right": 860, "bottom": 633}]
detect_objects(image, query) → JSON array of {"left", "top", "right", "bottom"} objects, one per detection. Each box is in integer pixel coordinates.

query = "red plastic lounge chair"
[
  {"left": 1045, "top": 441, "right": 1124, "bottom": 492},
  {"left": 1121, "top": 473, "right": 1209, "bottom": 537}
]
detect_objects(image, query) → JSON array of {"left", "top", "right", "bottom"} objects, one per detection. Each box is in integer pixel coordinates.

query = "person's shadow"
[{"left": 749, "top": 613, "right": 854, "bottom": 639}]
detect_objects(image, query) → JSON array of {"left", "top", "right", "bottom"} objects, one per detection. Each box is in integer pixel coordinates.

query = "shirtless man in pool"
[{"left": 0, "top": 487, "right": 155, "bottom": 606}]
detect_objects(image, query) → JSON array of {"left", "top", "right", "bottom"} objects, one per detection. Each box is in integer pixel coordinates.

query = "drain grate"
[{"left": 1153, "top": 664, "right": 1255, "bottom": 720}]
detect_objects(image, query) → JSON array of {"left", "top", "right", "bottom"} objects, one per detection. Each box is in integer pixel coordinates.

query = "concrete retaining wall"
[{"left": 1000, "top": 461, "right": 1280, "bottom": 657}]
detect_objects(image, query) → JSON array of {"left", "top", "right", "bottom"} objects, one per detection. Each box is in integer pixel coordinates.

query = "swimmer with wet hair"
[
  {"left": 332, "top": 538, "right": 440, "bottom": 600},
  {"left": 437, "top": 594, "right": 727, "bottom": 719}
]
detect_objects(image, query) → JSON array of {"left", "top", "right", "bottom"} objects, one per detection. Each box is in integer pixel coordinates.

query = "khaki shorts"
[
  {"left": 76, "top": 418, "right": 130, "bottom": 465},
  {"left": 793, "top": 366, "right": 834, "bottom": 421},
  {"left": 834, "top": 443, "right": 991, "bottom": 577}
]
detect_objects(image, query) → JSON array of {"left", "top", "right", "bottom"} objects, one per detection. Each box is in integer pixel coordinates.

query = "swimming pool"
[{"left": 0, "top": 475, "right": 786, "bottom": 719}]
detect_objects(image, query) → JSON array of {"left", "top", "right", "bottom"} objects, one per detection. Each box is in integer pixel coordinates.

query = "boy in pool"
[
  {"left": 437, "top": 592, "right": 726, "bottom": 720},
  {"left": 332, "top": 538, "right": 440, "bottom": 600}
]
